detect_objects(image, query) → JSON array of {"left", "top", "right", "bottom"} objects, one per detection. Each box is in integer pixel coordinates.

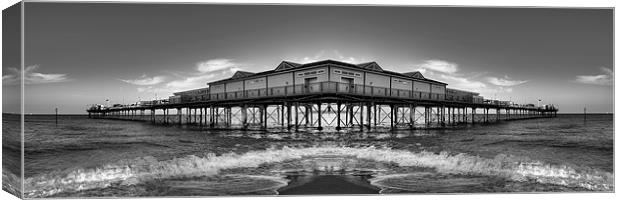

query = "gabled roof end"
[{"left": 275, "top": 61, "right": 302, "bottom": 71}]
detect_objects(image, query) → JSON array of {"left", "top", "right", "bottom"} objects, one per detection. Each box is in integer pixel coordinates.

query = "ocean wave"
[
  {"left": 2, "top": 170, "right": 22, "bottom": 198},
  {"left": 50, "top": 174, "right": 289, "bottom": 197},
  {"left": 369, "top": 173, "right": 502, "bottom": 193},
  {"left": 24, "top": 146, "right": 614, "bottom": 197}
]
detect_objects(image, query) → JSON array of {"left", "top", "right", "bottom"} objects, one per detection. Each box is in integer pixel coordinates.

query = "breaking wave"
[
  {"left": 24, "top": 146, "right": 613, "bottom": 197},
  {"left": 2, "top": 170, "right": 22, "bottom": 198}
]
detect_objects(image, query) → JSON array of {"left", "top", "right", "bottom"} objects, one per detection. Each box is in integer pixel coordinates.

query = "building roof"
[
  {"left": 403, "top": 71, "right": 425, "bottom": 79},
  {"left": 274, "top": 61, "right": 302, "bottom": 71},
  {"left": 208, "top": 60, "right": 446, "bottom": 85},
  {"left": 231, "top": 71, "right": 255, "bottom": 79},
  {"left": 356, "top": 62, "right": 384, "bottom": 71}
]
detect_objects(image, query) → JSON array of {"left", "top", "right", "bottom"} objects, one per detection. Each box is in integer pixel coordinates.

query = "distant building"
[
  {"left": 446, "top": 88, "right": 480, "bottom": 102},
  {"left": 499, "top": 100, "right": 513, "bottom": 106},
  {"left": 169, "top": 87, "right": 209, "bottom": 104}
]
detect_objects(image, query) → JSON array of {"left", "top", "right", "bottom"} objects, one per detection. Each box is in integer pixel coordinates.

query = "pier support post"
[
  {"left": 305, "top": 104, "right": 310, "bottom": 127},
  {"left": 359, "top": 103, "right": 364, "bottom": 130},
  {"left": 178, "top": 108, "right": 182, "bottom": 125},
  {"left": 280, "top": 104, "right": 285, "bottom": 128},
  {"left": 471, "top": 108, "right": 476, "bottom": 124},
  {"left": 188, "top": 108, "right": 192, "bottom": 124},
  {"left": 447, "top": 107, "right": 450, "bottom": 125},
  {"left": 150, "top": 109, "right": 154, "bottom": 123},
  {"left": 348, "top": 103, "right": 353, "bottom": 127},
  {"left": 441, "top": 106, "right": 446, "bottom": 127},
  {"left": 463, "top": 107, "right": 467, "bottom": 123},
  {"left": 373, "top": 103, "right": 378, "bottom": 128},
  {"left": 215, "top": 107, "right": 220, "bottom": 127},
  {"left": 436, "top": 107, "right": 441, "bottom": 126},
  {"left": 424, "top": 107, "right": 428, "bottom": 126},
  {"left": 367, "top": 102, "right": 372, "bottom": 130},
  {"left": 242, "top": 105, "right": 248, "bottom": 130},
  {"left": 286, "top": 103, "right": 292, "bottom": 130},
  {"left": 295, "top": 103, "right": 299, "bottom": 131},
  {"left": 164, "top": 108, "right": 168, "bottom": 125},
  {"left": 485, "top": 108, "right": 489, "bottom": 123},
  {"left": 209, "top": 106, "right": 214, "bottom": 128},
  {"left": 317, "top": 102, "right": 323, "bottom": 130},
  {"left": 409, "top": 104, "right": 415, "bottom": 129},
  {"left": 508, "top": 108, "right": 511, "bottom": 120},
  {"left": 227, "top": 107, "right": 232, "bottom": 127},
  {"left": 450, "top": 107, "right": 454, "bottom": 125},
  {"left": 203, "top": 107, "right": 206, "bottom": 126},
  {"left": 336, "top": 103, "right": 342, "bottom": 130},
  {"left": 454, "top": 107, "right": 457, "bottom": 124},
  {"left": 262, "top": 105, "right": 268, "bottom": 130},
  {"left": 496, "top": 108, "right": 500, "bottom": 122},
  {"left": 390, "top": 104, "right": 395, "bottom": 129}
]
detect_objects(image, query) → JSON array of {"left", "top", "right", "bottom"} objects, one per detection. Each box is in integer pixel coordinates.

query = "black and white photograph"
[{"left": 1, "top": 0, "right": 615, "bottom": 199}]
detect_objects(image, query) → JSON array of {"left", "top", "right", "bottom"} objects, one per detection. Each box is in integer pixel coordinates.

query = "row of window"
[
  {"left": 247, "top": 78, "right": 264, "bottom": 84},
  {"left": 334, "top": 69, "right": 362, "bottom": 77},
  {"left": 297, "top": 69, "right": 326, "bottom": 77}
]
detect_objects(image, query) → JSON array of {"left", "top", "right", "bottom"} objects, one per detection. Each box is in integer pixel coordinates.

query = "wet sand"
[{"left": 278, "top": 175, "right": 380, "bottom": 195}]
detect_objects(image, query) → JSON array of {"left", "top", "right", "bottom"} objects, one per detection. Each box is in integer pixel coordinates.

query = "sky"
[{"left": 2, "top": 2, "right": 613, "bottom": 114}]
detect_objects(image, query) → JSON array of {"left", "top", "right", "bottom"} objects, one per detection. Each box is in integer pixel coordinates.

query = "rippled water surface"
[{"left": 3, "top": 114, "right": 613, "bottom": 197}]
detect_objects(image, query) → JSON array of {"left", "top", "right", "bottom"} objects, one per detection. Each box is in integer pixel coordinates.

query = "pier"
[{"left": 87, "top": 60, "right": 558, "bottom": 130}]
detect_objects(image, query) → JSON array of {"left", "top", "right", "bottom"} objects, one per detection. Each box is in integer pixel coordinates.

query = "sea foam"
[{"left": 24, "top": 146, "right": 614, "bottom": 197}]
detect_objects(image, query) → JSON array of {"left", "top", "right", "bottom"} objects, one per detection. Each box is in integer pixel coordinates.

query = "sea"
[{"left": 1, "top": 113, "right": 614, "bottom": 198}]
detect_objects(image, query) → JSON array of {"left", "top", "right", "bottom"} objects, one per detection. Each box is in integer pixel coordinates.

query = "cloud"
[
  {"left": 136, "top": 73, "right": 221, "bottom": 96},
  {"left": 415, "top": 60, "right": 523, "bottom": 99},
  {"left": 196, "top": 58, "right": 239, "bottom": 73},
  {"left": 333, "top": 50, "right": 362, "bottom": 64},
  {"left": 135, "top": 58, "right": 241, "bottom": 97},
  {"left": 137, "top": 87, "right": 152, "bottom": 93},
  {"left": 2, "top": 75, "right": 16, "bottom": 82},
  {"left": 293, "top": 50, "right": 369, "bottom": 64},
  {"left": 438, "top": 74, "right": 488, "bottom": 91},
  {"left": 486, "top": 76, "right": 528, "bottom": 87},
  {"left": 416, "top": 60, "right": 459, "bottom": 74},
  {"left": 165, "top": 74, "right": 217, "bottom": 91},
  {"left": 2, "top": 65, "right": 70, "bottom": 85},
  {"left": 119, "top": 75, "right": 166, "bottom": 85},
  {"left": 415, "top": 60, "right": 482, "bottom": 91},
  {"left": 297, "top": 50, "right": 326, "bottom": 64},
  {"left": 575, "top": 67, "right": 613, "bottom": 86}
]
